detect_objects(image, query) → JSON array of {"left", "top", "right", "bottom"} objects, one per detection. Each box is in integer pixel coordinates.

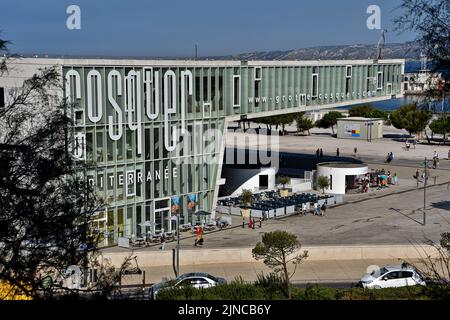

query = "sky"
[{"left": 0, "top": 0, "right": 416, "bottom": 57}]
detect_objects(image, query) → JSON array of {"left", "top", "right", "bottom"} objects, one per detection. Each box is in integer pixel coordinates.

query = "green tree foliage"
[
  {"left": 255, "top": 113, "right": 297, "bottom": 133},
  {"left": 429, "top": 116, "right": 450, "bottom": 144},
  {"left": 241, "top": 189, "right": 253, "bottom": 207},
  {"left": 295, "top": 112, "right": 315, "bottom": 135},
  {"left": 389, "top": 104, "right": 431, "bottom": 137},
  {"left": 315, "top": 111, "right": 343, "bottom": 134},
  {"left": 279, "top": 176, "right": 290, "bottom": 189},
  {"left": 317, "top": 176, "right": 330, "bottom": 194},
  {"left": 395, "top": 0, "right": 450, "bottom": 78},
  {"left": 252, "top": 231, "right": 308, "bottom": 299},
  {"left": 349, "top": 105, "right": 389, "bottom": 121}
]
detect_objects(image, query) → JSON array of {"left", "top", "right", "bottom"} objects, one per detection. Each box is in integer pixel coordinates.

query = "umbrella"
[
  {"left": 139, "top": 221, "right": 155, "bottom": 227},
  {"left": 193, "top": 210, "right": 211, "bottom": 216}
]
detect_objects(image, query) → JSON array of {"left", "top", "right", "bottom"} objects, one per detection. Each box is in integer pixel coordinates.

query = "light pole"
[
  {"left": 423, "top": 157, "right": 427, "bottom": 226},
  {"left": 176, "top": 210, "right": 180, "bottom": 277}
]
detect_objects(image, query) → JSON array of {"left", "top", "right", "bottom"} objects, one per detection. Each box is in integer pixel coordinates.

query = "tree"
[
  {"left": 295, "top": 112, "right": 315, "bottom": 135},
  {"left": 317, "top": 176, "right": 330, "bottom": 194},
  {"left": 316, "top": 111, "right": 343, "bottom": 135},
  {"left": 349, "top": 104, "right": 389, "bottom": 121},
  {"left": 429, "top": 116, "right": 450, "bottom": 144},
  {"left": 252, "top": 231, "right": 308, "bottom": 299},
  {"left": 390, "top": 104, "right": 431, "bottom": 140},
  {"left": 279, "top": 176, "right": 290, "bottom": 189},
  {"left": 241, "top": 189, "right": 253, "bottom": 207},
  {"left": 394, "top": 0, "right": 450, "bottom": 83},
  {"left": 0, "top": 38, "right": 123, "bottom": 299}
]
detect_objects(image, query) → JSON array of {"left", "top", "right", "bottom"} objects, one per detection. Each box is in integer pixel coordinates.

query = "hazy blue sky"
[{"left": 0, "top": 0, "right": 416, "bottom": 57}]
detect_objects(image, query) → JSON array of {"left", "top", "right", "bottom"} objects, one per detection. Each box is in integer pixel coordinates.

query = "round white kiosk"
[{"left": 316, "top": 162, "right": 368, "bottom": 194}]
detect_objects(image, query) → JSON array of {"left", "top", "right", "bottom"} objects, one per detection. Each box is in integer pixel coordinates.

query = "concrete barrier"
[{"left": 101, "top": 244, "right": 441, "bottom": 268}]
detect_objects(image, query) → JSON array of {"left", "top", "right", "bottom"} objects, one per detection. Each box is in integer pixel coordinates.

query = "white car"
[
  {"left": 148, "top": 272, "right": 226, "bottom": 299},
  {"left": 360, "top": 266, "right": 426, "bottom": 289}
]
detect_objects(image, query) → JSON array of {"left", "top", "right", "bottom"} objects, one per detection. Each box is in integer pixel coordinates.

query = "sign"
[
  {"left": 65, "top": 68, "right": 193, "bottom": 154},
  {"left": 344, "top": 123, "right": 361, "bottom": 137}
]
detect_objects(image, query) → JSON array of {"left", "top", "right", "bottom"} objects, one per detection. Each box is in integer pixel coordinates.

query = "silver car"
[
  {"left": 148, "top": 272, "right": 226, "bottom": 299},
  {"left": 360, "top": 266, "right": 426, "bottom": 289}
]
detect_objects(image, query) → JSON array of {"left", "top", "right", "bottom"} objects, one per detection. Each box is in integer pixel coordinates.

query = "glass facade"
[{"left": 63, "top": 60, "right": 404, "bottom": 246}]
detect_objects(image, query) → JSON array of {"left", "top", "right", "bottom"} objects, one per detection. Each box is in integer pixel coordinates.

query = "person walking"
[
  {"left": 259, "top": 218, "right": 262, "bottom": 228},
  {"left": 320, "top": 148, "right": 324, "bottom": 158},
  {"left": 321, "top": 201, "right": 328, "bottom": 216},
  {"left": 194, "top": 224, "right": 203, "bottom": 246},
  {"left": 159, "top": 233, "right": 166, "bottom": 250},
  {"left": 336, "top": 148, "right": 340, "bottom": 157},
  {"left": 316, "top": 148, "right": 320, "bottom": 158},
  {"left": 354, "top": 147, "right": 357, "bottom": 158}
]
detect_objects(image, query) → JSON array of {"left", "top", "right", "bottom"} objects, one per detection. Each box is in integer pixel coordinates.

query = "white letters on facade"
[
  {"left": 65, "top": 70, "right": 81, "bottom": 103},
  {"left": 125, "top": 70, "right": 142, "bottom": 155},
  {"left": 163, "top": 70, "right": 177, "bottom": 152},
  {"left": 107, "top": 70, "right": 123, "bottom": 141},
  {"left": 180, "top": 70, "right": 193, "bottom": 134},
  {"left": 86, "top": 70, "right": 103, "bottom": 123},
  {"left": 144, "top": 67, "right": 159, "bottom": 120}
]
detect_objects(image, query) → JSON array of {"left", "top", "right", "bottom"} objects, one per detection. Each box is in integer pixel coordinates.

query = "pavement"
[
  {"left": 105, "top": 125, "right": 450, "bottom": 285},
  {"left": 104, "top": 182, "right": 450, "bottom": 252}
]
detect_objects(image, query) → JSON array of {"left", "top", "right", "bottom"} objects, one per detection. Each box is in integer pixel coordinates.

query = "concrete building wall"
[
  {"left": 337, "top": 118, "right": 383, "bottom": 140},
  {"left": 316, "top": 163, "right": 368, "bottom": 194}
]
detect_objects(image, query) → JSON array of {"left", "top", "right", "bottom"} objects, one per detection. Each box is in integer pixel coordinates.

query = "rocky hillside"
[{"left": 218, "top": 42, "right": 421, "bottom": 61}]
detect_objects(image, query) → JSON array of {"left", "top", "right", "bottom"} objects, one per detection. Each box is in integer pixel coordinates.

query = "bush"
[
  {"left": 292, "top": 285, "right": 339, "bottom": 300},
  {"left": 255, "top": 273, "right": 288, "bottom": 299}
]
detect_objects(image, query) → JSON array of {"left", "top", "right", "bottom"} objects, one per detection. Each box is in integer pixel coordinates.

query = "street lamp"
[{"left": 422, "top": 157, "right": 429, "bottom": 226}]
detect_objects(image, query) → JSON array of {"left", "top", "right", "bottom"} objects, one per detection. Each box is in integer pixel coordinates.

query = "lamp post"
[
  {"left": 423, "top": 157, "right": 427, "bottom": 226},
  {"left": 176, "top": 210, "right": 180, "bottom": 277}
]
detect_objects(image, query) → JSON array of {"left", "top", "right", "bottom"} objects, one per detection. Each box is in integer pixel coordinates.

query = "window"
[
  {"left": 346, "top": 65, "right": 352, "bottom": 77},
  {"left": 0, "top": 87, "right": 5, "bottom": 108},
  {"left": 401, "top": 271, "right": 413, "bottom": 279},
  {"left": 345, "top": 66, "right": 352, "bottom": 95},
  {"left": 377, "top": 71, "right": 383, "bottom": 90},
  {"left": 203, "top": 102, "right": 211, "bottom": 118},
  {"left": 254, "top": 67, "right": 262, "bottom": 80},
  {"left": 254, "top": 67, "right": 261, "bottom": 107},
  {"left": 311, "top": 73, "right": 319, "bottom": 98},
  {"left": 233, "top": 75, "right": 240, "bottom": 107}
]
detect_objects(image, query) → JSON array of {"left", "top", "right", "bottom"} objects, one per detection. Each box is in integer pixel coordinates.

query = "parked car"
[
  {"left": 360, "top": 265, "right": 426, "bottom": 289},
  {"left": 148, "top": 272, "right": 226, "bottom": 299}
]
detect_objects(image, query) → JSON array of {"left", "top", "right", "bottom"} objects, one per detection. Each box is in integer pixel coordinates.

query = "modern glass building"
[{"left": 1, "top": 58, "right": 405, "bottom": 246}]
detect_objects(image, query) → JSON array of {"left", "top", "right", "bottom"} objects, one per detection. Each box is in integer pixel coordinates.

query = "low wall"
[{"left": 101, "top": 244, "right": 440, "bottom": 268}]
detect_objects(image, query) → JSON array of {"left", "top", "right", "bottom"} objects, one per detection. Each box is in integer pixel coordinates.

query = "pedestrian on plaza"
[
  {"left": 413, "top": 140, "right": 417, "bottom": 149},
  {"left": 259, "top": 218, "right": 262, "bottom": 228},
  {"left": 433, "top": 157, "right": 437, "bottom": 169},
  {"left": 252, "top": 218, "right": 256, "bottom": 230},
  {"left": 448, "top": 149, "right": 450, "bottom": 160},
  {"left": 320, "top": 149, "right": 324, "bottom": 158},
  {"left": 242, "top": 217, "right": 245, "bottom": 228},
  {"left": 194, "top": 224, "right": 203, "bottom": 246},
  {"left": 393, "top": 173, "right": 398, "bottom": 185},
  {"left": 159, "top": 233, "right": 166, "bottom": 250},
  {"left": 354, "top": 147, "right": 357, "bottom": 157},
  {"left": 336, "top": 148, "right": 340, "bottom": 157},
  {"left": 316, "top": 148, "right": 320, "bottom": 158},
  {"left": 321, "top": 201, "right": 328, "bottom": 216}
]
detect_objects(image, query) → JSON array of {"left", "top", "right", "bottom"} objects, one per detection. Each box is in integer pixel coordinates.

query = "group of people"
[
  {"left": 242, "top": 217, "right": 263, "bottom": 229},
  {"left": 315, "top": 148, "right": 324, "bottom": 158},
  {"left": 357, "top": 170, "right": 398, "bottom": 193},
  {"left": 312, "top": 201, "right": 327, "bottom": 216}
]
